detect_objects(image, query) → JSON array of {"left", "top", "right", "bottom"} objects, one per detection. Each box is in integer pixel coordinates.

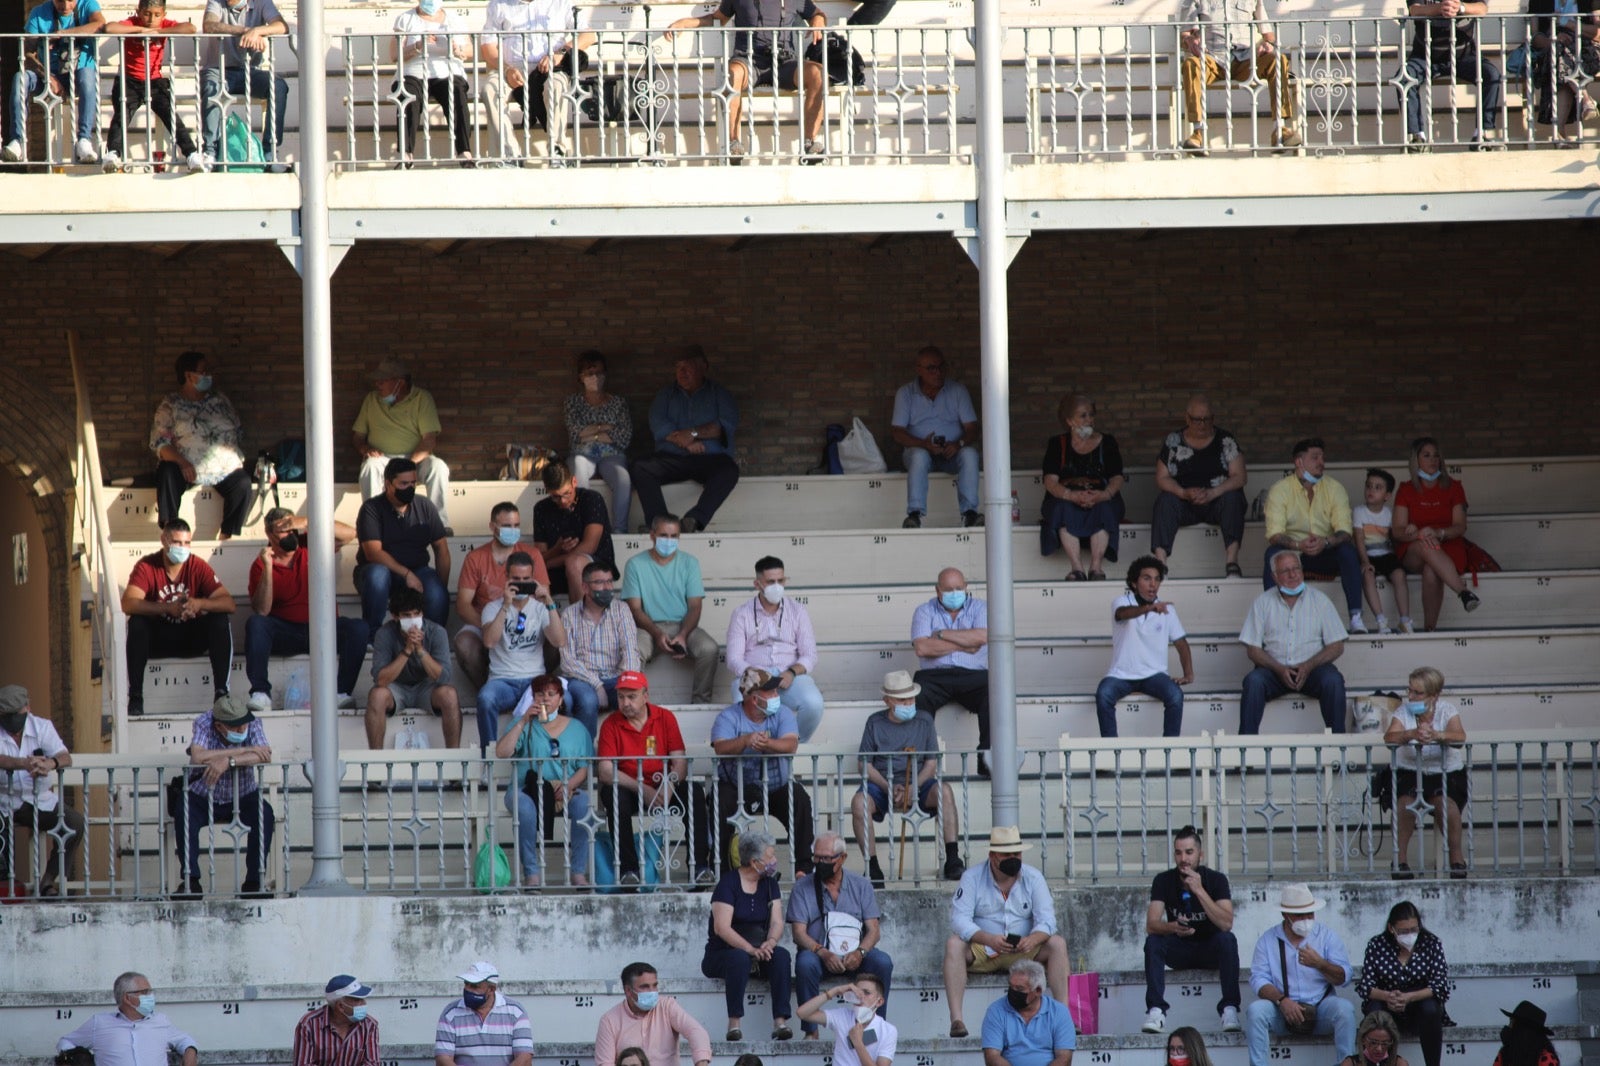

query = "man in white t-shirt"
[
  {"left": 1094, "top": 555, "right": 1193, "bottom": 737},
  {"left": 478, "top": 0, "right": 596, "bottom": 164},
  {"left": 475, "top": 553, "right": 566, "bottom": 759},
  {"left": 796, "top": 975, "right": 897, "bottom": 1066}
]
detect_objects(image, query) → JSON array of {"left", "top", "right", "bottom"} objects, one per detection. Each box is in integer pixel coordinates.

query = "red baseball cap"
[{"left": 615, "top": 671, "right": 649, "bottom": 691}]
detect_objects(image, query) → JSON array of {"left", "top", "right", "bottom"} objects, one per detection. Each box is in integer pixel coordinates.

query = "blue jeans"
[
  {"left": 728, "top": 673, "right": 825, "bottom": 742},
  {"left": 356, "top": 564, "right": 448, "bottom": 634},
  {"left": 1263, "top": 542, "right": 1363, "bottom": 614},
  {"left": 201, "top": 62, "right": 289, "bottom": 156},
  {"left": 504, "top": 779, "right": 591, "bottom": 879},
  {"left": 903, "top": 445, "right": 979, "bottom": 516},
  {"left": 477, "top": 676, "right": 533, "bottom": 755},
  {"left": 1144, "top": 931, "right": 1241, "bottom": 1012},
  {"left": 10, "top": 66, "right": 98, "bottom": 144},
  {"left": 1399, "top": 52, "right": 1502, "bottom": 135},
  {"left": 244, "top": 614, "right": 370, "bottom": 697},
  {"left": 175, "top": 789, "right": 275, "bottom": 883},
  {"left": 1095, "top": 673, "right": 1184, "bottom": 737},
  {"left": 1246, "top": 994, "right": 1357, "bottom": 1066},
  {"left": 796, "top": 946, "right": 893, "bottom": 1034},
  {"left": 565, "top": 676, "right": 615, "bottom": 739},
  {"left": 1239, "top": 664, "right": 1347, "bottom": 735}
]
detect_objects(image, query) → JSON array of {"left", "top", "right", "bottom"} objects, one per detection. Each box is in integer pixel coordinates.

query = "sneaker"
[
  {"left": 943, "top": 855, "right": 965, "bottom": 880},
  {"left": 727, "top": 138, "right": 747, "bottom": 164},
  {"left": 1349, "top": 615, "right": 1369, "bottom": 634},
  {"left": 187, "top": 151, "right": 214, "bottom": 174},
  {"left": 867, "top": 856, "right": 886, "bottom": 889},
  {"left": 337, "top": 693, "right": 356, "bottom": 711},
  {"left": 266, "top": 161, "right": 291, "bottom": 175},
  {"left": 74, "top": 138, "right": 98, "bottom": 164},
  {"left": 1273, "top": 127, "right": 1303, "bottom": 149},
  {"left": 695, "top": 866, "right": 716, "bottom": 886},
  {"left": 1459, "top": 589, "right": 1481, "bottom": 612},
  {"left": 680, "top": 514, "right": 702, "bottom": 534},
  {"left": 478, "top": 763, "right": 494, "bottom": 789},
  {"left": 800, "top": 138, "right": 826, "bottom": 165},
  {"left": 1397, "top": 618, "right": 1415, "bottom": 634},
  {"left": 127, "top": 695, "right": 145, "bottom": 717},
  {"left": 902, "top": 512, "right": 922, "bottom": 529},
  {"left": 1182, "top": 131, "right": 1207, "bottom": 155},
  {"left": 101, "top": 149, "right": 121, "bottom": 172},
  {"left": 1142, "top": 1007, "right": 1167, "bottom": 1033},
  {"left": 1222, "top": 1006, "right": 1242, "bottom": 1032},
  {"left": 961, "top": 510, "right": 984, "bottom": 528},
  {"left": 171, "top": 877, "right": 204, "bottom": 900},
  {"left": 1, "top": 139, "right": 21, "bottom": 162},
  {"left": 1405, "top": 132, "right": 1430, "bottom": 153},
  {"left": 619, "top": 871, "right": 641, "bottom": 887},
  {"left": 1472, "top": 128, "right": 1505, "bottom": 150},
  {"left": 239, "top": 879, "right": 271, "bottom": 899},
  {"left": 247, "top": 691, "right": 273, "bottom": 713}
]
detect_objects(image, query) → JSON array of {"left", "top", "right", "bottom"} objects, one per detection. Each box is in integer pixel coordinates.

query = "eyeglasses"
[
  {"left": 1363, "top": 1039, "right": 1395, "bottom": 1049},
  {"left": 1187, "top": 415, "right": 1214, "bottom": 424}
]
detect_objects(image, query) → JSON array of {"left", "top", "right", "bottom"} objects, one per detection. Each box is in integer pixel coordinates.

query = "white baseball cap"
[{"left": 457, "top": 962, "right": 500, "bottom": 984}]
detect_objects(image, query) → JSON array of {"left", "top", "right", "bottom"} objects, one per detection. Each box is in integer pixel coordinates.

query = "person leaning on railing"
[
  {"left": 100, "top": 0, "right": 201, "bottom": 173},
  {"left": 1528, "top": 0, "right": 1599, "bottom": 142},
  {"left": 478, "top": 0, "right": 597, "bottom": 165},
  {"left": 172, "top": 693, "right": 275, "bottom": 900},
  {"left": 199, "top": 0, "right": 290, "bottom": 172},
  {"left": 392, "top": 0, "right": 475, "bottom": 166},
  {"left": 710, "top": 667, "right": 815, "bottom": 879},
  {"left": 0, "top": 685, "right": 84, "bottom": 899},
  {"left": 1177, "top": 0, "right": 1301, "bottom": 154},
  {"left": 1397, "top": 0, "right": 1504, "bottom": 149},
  {"left": 3, "top": 0, "right": 107, "bottom": 166},
  {"left": 1381, "top": 666, "right": 1468, "bottom": 880}
]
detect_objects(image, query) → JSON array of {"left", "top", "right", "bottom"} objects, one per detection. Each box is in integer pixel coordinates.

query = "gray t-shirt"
[
  {"left": 372, "top": 619, "right": 454, "bottom": 687},
  {"left": 482, "top": 598, "right": 552, "bottom": 681},
  {"left": 203, "top": 0, "right": 285, "bottom": 70},
  {"left": 857, "top": 709, "right": 939, "bottom": 783},
  {"left": 784, "top": 868, "right": 882, "bottom": 945}
]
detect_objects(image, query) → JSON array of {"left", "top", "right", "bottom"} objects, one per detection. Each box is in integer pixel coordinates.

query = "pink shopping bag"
[{"left": 1066, "top": 972, "right": 1099, "bottom": 1034}]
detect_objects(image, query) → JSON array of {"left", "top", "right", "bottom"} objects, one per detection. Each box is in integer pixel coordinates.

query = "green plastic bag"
[
  {"left": 473, "top": 830, "right": 513, "bottom": 893},
  {"left": 224, "top": 111, "right": 266, "bottom": 173}
]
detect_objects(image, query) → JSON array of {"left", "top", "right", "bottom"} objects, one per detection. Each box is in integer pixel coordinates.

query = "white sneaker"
[
  {"left": 1222, "top": 1006, "right": 1242, "bottom": 1032},
  {"left": 337, "top": 693, "right": 356, "bottom": 710},
  {"left": 101, "top": 149, "right": 121, "bottom": 172},
  {"left": 1142, "top": 1007, "right": 1167, "bottom": 1033},
  {"left": 74, "top": 137, "right": 98, "bottom": 164},
  {"left": 246, "top": 691, "right": 273, "bottom": 713},
  {"left": 1, "top": 139, "right": 21, "bottom": 162},
  {"left": 186, "top": 151, "right": 214, "bottom": 173},
  {"left": 1349, "top": 615, "right": 1369, "bottom": 634},
  {"left": 1397, "top": 618, "right": 1415, "bottom": 634}
]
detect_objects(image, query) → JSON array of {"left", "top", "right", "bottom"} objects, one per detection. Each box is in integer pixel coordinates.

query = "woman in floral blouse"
[
  {"left": 1355, "top": 901, "right": 1449, "bottom": 1066},
  {"left": 564, "top": 350, "right": 633, "bottom": 534}
]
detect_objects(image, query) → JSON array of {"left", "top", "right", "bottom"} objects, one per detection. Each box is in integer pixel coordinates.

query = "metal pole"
[
  {"left": 974, "top": 0, "right": 1017, "bottom": 830},
  {"left": 298, "top": 0, "right": 351, "bottom": 894}
]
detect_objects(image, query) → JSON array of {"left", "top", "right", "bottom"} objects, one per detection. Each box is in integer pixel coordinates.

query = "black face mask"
[
  {"left": 393, "top": 486, "right": 417, "bottom": 505},
  {"left": 1006, "top": 988, "right": 1032, "bottom": 1011},
  {"left": 997, "top": 856, "right": 1023, "bottom": 877},
  {"left": 593, "top": 590, "right": 615, "bottom": 607},
  {"left": 277, "top": 532, "right": 300, "bottom": 553},
  {"left": 0, "top": 711, "right": 26, "bottom": 735},
  {"left": 812, "top": 860, "right": 838, "bottom": 881}
]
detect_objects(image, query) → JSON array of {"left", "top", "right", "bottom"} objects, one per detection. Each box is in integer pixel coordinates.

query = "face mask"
[
  {"left": 1395, "top": 932, "right": 1419, "bottom": 950},
  {"left": 654, "top": 537, "right": 678, "bottom": 558},
  {"left": 224, "top": 729, "right": 250, "bottom": 744},
  {"left": 399, "top": 616, "right": 424, "bottom": 634},
  {"left": 277, "top": 532, "right": 300, "bottom": 553},
  {"left": 1403, "top": 700, "right": 1427, "bottom": 716},
  {"left": 761, "top": 583, "right": 785, "bottom": 605},
  {"left": 592, "top": 589, "right": 615, "bottom": 608},
  {"left": 633, "top": 990, "right": 659, "bottom": 1011},
  {"left": 582, "top": 373, "right": 605, "bottom": 388},
  {"left": 812, "top": 859, "right": 837, "bottom": 880},
  {"left": 417, "top": 0, "right": 439, "bottom": 12},
  {"left": 1290, "top": 918, "right": 1315, "bottom": 937},
  {"left": 381, "top": 391, "right": 399, "bottom": 407},
  {"left": 165, "top": 544, "right": 191, "bottom": 565},
  {"left": 1006, "top": 988, "right": 1031, "bottom": 1011},
  {"left": 135, "top": 994, "right": 156, "bottom": 1017},
  {"left": 1418, "top": 469, "right": 1442, "bottom": 483},
  {"left": 892, "top": 703, "right": 917, "bottom": 723},
  {"left": 1279, "top": 582, "right": 1305, "bottom": 597},
  {"left": 193, "top": 375, "right": 213, "bottom": 393},
  {"left": 462, "top": 989, "right": 489, "bottom": 1010},
  {"left": 1170, "top": 1053, "right": 1192, "bottom": 1066},
  {"left": 997, "top": 856, "right": 1022, "bottom": 877},
  {"left": 495, "top": 525, "right": 520, "bottom": 547},
  {"left": 349, "top": 1005, "right": 369, "bottom": 1022},
  {"left": 760, "top": 859, "right": 779, "bottom": 878},
  {"left": 1364, "top": 1048, "right": 1391, "bottom": 1065},
  {"left": 940, "top": 589, "right": 966, "bottom": 611},
  {"left": 1301, "top": 472, "right": 1322, "bottom": 485},
  {"left": 393, "top": 486, "right": 417, "bottom": 505},
  {"left": 0, "top": 711, "right": 27, "bottom": 735},
  {"left": 762, "top": 696, "right": 782, "bottom": 716},
  {"left": 1073, "top": 424, "right": 1094, "bottom": 439},
  {"left": 855, "top": 1004, "right": 878, "bottom": 1024}
]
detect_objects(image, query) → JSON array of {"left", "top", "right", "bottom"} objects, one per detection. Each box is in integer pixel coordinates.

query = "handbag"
[
  {"left": 1279, "top": 939, "right": 1328, "bottom": 1034},
  {"left": 805, "top": 33, "right": 866, "bottom": 86},
  {"left": 1066, "top": 971, "right": 1099, "bottom": 1035},
  {"left": 837, "top": 417, "right": 888, "bottom": 474},
  {"left": 472, "top": 829, "right": 513, "bottom": 893}
]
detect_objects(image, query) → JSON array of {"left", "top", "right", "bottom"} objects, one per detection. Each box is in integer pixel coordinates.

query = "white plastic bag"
[{"left": 838, "top": 417, "right": 888, "bottom": 474}]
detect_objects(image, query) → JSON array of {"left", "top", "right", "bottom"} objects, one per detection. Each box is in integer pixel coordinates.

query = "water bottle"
[
  {"left": 1011, "top": 490, "right": 1021, "bottom": 524},
  {"left": 284, "top": 670, "right": 308, "bottom": 709}
]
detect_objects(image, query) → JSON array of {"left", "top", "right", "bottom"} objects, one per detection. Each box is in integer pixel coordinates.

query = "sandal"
[
  {"left": 1391, "top": 863, "right": 1415, "bottom": 881},
  {"left": 1225, "top": 562, "right": 1244, "bottom": 578},
  {"left": 1087, "top": 570, "right": 1107, "bottom": 581},
  {"left": 1065, "top": 570, "right": 1088, "bottom": 582},
  {"left": 1449, "top": 861, "right": 1468, "bottom": 880}
]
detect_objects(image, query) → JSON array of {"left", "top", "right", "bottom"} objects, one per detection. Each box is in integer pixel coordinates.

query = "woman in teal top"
[{"left": 494, "top": 673, "right": 593, "bottom": 887}]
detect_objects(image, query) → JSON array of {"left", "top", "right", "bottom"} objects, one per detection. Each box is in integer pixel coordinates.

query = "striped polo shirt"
[{"left": 434, "top": 995, "right": 534, "bottom": 1065}]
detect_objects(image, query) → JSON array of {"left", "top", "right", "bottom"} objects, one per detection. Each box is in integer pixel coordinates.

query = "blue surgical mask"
[
  {"left": 350, "top": 1004, "right": 369, "bottom": 1022},
  {"left": 892, "top": 703, "right": 917, "bottom": 723},
  {"left": 940, "top": 589, "right": 966, "bottom": 611},
  {"left": 495, "top": 525, "right": 520, "bottom": 547},
  {"left": 194, "top": 375, "right": 213, "bottom": 393},
  {"left": 1418, "top": 469, "right": 1442, "bottom": 483},
  {"left": 1404, "top": 700, "right": 1428, "bottom": 715},
  {"left": 1279, "top": 582, "right": 1306, "bottom": 597},
  {"left": 224, "top": 729, "right": 250, "bottom": 744},
  {"left": 165, "top": 544, "right": 191, "bottom": 565},
  {"left": 462, "top": 989, "right": 489, "bottom": 1010},
  {"left": 1300, "top": 472, "right": 1321, "bottom": 485},
  {"left": 654, "top": 537, "right": 678, "bottom": 558},
  {"left": 634, "top": 990, "right": 659, "bottom": 1011},
  {"left": 381, "top": 391, "right": 399, "bottom": 407},
  {"left": 417, "top": 0, "right": 439, "bottom": 12},
  {"left": 762, "top": 696, "right": 782, "bottom": 716},
  {"left": 135, "top": 994, "right": 156, "bottom": 1017}
]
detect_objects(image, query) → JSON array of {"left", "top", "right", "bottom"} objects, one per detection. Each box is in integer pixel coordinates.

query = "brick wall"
[{"left": 3, "top": 221, "right": 1596, "bottom": 488}]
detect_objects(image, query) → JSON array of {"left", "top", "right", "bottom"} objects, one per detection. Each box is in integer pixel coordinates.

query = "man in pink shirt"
[{"left": 594, "top": 961, "right": 711, "bottom": 1066}]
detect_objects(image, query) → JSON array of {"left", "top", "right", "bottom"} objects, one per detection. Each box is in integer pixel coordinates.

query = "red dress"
[{"left": 1394, "top": 479, "right": 1470, "bottom": 571}]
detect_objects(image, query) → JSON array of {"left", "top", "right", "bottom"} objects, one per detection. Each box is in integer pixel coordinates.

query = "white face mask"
[
  {"left": 854, "top": 1004, "right": 877, "bottom": 1024},
  {"left": 1395, "top": 932, "right": 1419, "bottom": 950},
  {"left": 399, "top": 616, "right": 424, "bottom": 634},
  {"left": 1290, "top": 918, "right": 1315, "bottom": 938},
  {"left": 761, "top": 583, "right": 785, "bottom": 605}
]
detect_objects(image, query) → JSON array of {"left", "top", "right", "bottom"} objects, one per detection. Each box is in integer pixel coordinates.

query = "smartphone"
[
  {"left": 1005, "top": 933, "right": 1021, "bottom": 948},
  {"left": 510, "top": 581, "right": 539, "bottom": 596}
]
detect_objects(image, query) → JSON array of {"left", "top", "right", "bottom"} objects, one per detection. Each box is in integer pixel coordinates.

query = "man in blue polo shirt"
[
  {"left": 632, "top": 347, "right": 740, "bottom": 533},
  {"left": 5, "top": 0, "right": 107, "bottom": 164},
  {"left": 891, "top": 345, "right": 980, "bottom": 529},
  {"left": 910, "top": 567, "right": 992, "bottom": 778},
  {"left": 981, "top": 959, "right": 1076, "bottom": 1066}
]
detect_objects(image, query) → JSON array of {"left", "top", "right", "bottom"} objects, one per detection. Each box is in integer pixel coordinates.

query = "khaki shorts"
[{"left": 967, "top": 942, "right": 1042, "bottom": 973}]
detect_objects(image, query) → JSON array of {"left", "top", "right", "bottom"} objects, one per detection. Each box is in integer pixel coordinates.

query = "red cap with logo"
[{"left": 615, "top": 671, "right": 649, "bottom": 691}]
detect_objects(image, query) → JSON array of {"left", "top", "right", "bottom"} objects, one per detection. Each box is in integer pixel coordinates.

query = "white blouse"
[
  {"left": 393, "top": 8, "right": 468, "bottom": 81},
  {"left": 1390, "top": 699, "right": 1465, "bottom": 774}
]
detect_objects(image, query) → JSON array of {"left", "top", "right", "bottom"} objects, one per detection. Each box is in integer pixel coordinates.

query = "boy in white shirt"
[
  {"left": 796, "top": 975, "right": 897, "bottom": 1066},
  {"left": 1352, "top": 469, "right": 1412, "bottom": 634},
  {"left": 1094, "top": 555, "right": 1193, "bottom": 737}
]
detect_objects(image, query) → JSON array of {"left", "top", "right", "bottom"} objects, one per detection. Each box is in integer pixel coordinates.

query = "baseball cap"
[
  {"left": 457, "top": 961, "right": 499, "bottom": 984},
  {"left": 615, "top": 671, "right": 648, "bottom": 692},
  {"left": 324, "top": 974, "right": 373, "bottom": 1001}
]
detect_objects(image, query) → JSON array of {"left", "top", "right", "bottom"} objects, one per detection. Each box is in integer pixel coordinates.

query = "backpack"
[
  {"left": 805, "top": 33, "right": 867, "bottom": 87},
  {"left": 224, "top": 111, "right": 266, "bottom": 173}
]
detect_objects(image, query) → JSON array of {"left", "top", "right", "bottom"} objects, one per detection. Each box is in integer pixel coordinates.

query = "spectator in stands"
[
  {"left": 1238, "top": 551, "right": 1348, "bottom": 734},
  {"left": 455, "top": 501, "right": 551, "bottom": 693},
  {"left": 1096, "top": 555, "right": 1193, "bottom": 738},
  {"left": 711, "top": 667, "right": 815, "bottom": 878},
  {"left": 1341, "top": 1012, "right": 1410, "bottom": 1066},
  {"left": 353, "top": 357, "right": 452, "bottom": 529},
  {"left": 1178, "top": 0, "right": 1300, "bottom": 153},
  {"left": 101, "top": 0, "right": 200, "bottom": 172},
  {"left": 910, "top": 567, "right": 991, "bottom": 778},
  {"left": 2, "top": 0, "right": 107, "bottom": 165},
  {"left": 726, "top": 555, "right": 824, "bottom": 742},
  {"left": 476, "top": 553, "right": 566, "bottom": 759},
  {"left": 560, "top": 561, "right": 639, "bottom": 737},
  {"left": 596, "top": 671, "right": 713, "bottom": 885},
  {"left": 1042, "top": 392, "right": 1125, "bottom": 581},
  {"left": 363, "top": 585, "right": 463, "bottom": 751},
  {"left": 1140, "top": 825, "right": 1241, "bottom": 1035},
  {"left": 292, "top": 974, "right": 379, "bottom": 1066},
  {"left": 354, "top": 457, "right": 451, "bottom": 634},
  {"left": 623, "top": 514, "right": 718, "bottom": 705},
  {"left": 479, "top": 0, "right": 596, "bottom": 165},
  {"left": 1382, "top": 666, "right": 1468, "bottom": 879},
  {"left": 199, "top": 0, "right": 290, "bottom": 172},
  {"left": 890, "top": 346, "right": 980, "bottom": 529},
  {"left": 1529, "top": 0, "right": 1599, "bottom": 142},
  {"left": 392, "top": 0, "right": 474, "bottom": 166},
  {"left": 942, "top": 827, "right": 1069, "bottom": 1040},
  {"left": 245, "top": 507, "right": 368, "bottom": 714},
  {"left": 1393, "top": 438, "right": 1482, "bottom": 631},
  {"left": 665, "top": 0, "right": 829, "bottom": 164},
  {"left": 981, "top": 958, "right": 1077, "bottom": 1066},
  {"left": 435, "top": 961, "right": 533, "bottom": 1066},
  {"left": 566, "top": 351, "right": 635, "bottom": 534},
  {"left": 795, "top": 974, "right": 897, "bottom": 1066},
  {"left": 631, "top": 347, "right": 740, "bottom": 533},
  {"left": 1398, "top": 0, "right": 1503, "bottom": 149},
  {"left": 1355, "top": 902, "right": 1449, "bottom": 1066},
  {"left": 0, "top": 685, "right": 83, "bottom": 898},
  {"left": 56, "top": 972, "right": 198, "bottom": 1066},
  {"left": 1492, "top": 1001, "right": 1559, "bottom": 1066},
  {"left": 850, "top": 670, "right": 963, "bottom": 886},
  {"left": 1353, "top": 469, "right": 1414, "bottom": 635},
  {"left": 1245, "top": 883, "right": 1357, "bottom": 1066},
  {"left": 149, "top": 351, "right": 251, "bottom": 541},
  {"left": 497, "top": 674, "right": 591, "bottom": 888},
  {"left": 122, "top": 518, "right": 236, "bottom": 718},
  {"left": 1152, "top": 394, "right": 1248, "bottom": 576},
  {"left": 173, "top": 694, "right": 274, "bottom": 899},
  {"left": 534, "top": 459, "right": 617, "bottom": 601},
  {"left": 1264, "top": 437, "right": 1366, "bottom": 633},
  {"left": 788, "top": 831, "right": 895, "bottom": 1039},
  {"left": 1165, "top": 1028, "right": 1218, "bottom": 1066},
  {"left": 595, "top": 961, "right": 713, "bottom": 1066},
  {"left": 702, "top": 829, "right": 795, "bottom": 1043}
]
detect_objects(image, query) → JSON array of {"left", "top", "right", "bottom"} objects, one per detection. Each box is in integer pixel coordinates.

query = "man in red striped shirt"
[{"left": 293, "top": 974, "right": 380, "bottom": 1066}]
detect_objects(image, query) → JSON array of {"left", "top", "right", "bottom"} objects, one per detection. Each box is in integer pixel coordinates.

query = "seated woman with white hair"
[{"left": 701, "top": 830, "right": 794, "bottom": 1044}]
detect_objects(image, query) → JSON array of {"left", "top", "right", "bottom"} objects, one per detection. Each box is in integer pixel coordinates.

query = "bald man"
[{"left": 909, "top": 567, "right": 991, "bottom": 778}]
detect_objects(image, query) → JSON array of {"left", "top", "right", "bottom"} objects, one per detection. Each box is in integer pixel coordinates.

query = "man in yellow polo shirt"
[
  {"left": 1262, "top": 437, "right": 1366, "bottom": 633},
  {"left": 352, "top": 356, "right": 453, "bottom": 530}
]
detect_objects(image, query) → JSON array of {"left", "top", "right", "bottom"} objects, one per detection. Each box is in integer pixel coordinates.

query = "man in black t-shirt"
[
  {"left": 1142, "top": 825, "right": 1242, "bottom": 1034},
  {"left": 533, "top": 460, "right": 617, "bottom": 598},
  {"left": 354, "top": 457, "right": 452, "bottom": 634}
]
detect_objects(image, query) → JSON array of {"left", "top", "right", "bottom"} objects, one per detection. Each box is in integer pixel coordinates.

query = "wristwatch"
[
  {"left": 228, "top": 756, "right": 236, "bottom": 769},
  {"left": 690, "top": 429, "right": 699, "bottom": 440}
]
